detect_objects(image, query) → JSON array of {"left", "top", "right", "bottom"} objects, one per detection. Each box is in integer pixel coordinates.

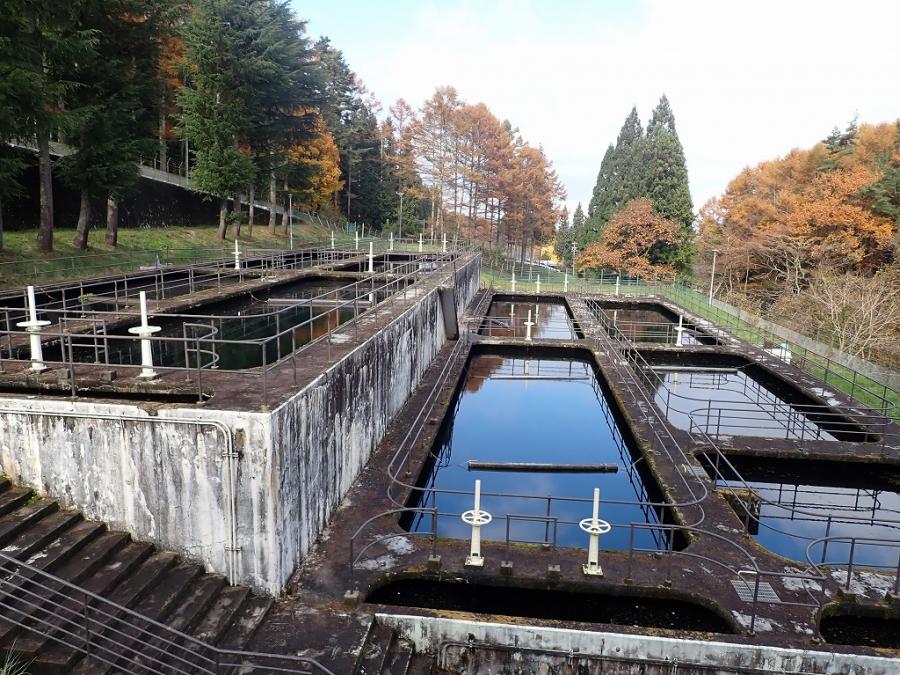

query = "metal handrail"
[{"left": 0, "top": 550, "right": 336, "bottom": 674}]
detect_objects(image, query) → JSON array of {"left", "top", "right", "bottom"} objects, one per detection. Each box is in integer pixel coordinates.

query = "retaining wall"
[{"left": 0, "top": 255, "right": 480, "bottom": 593}]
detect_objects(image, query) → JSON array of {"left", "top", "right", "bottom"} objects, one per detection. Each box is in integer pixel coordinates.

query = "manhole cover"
[{"left": 731, "top": 579, "right": 781, "bottom": 603}]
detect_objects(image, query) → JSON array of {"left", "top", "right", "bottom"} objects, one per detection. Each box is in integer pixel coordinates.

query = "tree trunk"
[
  {"left": 158, "top": 96, "right": 167, "bottom": 170},
  {"left": 36, "top": 126, "right": 54, "bottom": 252},
  {"left": 218, "top": 198, "right": 227, "bottom": 239},
  {"left": 72, "top": 190, "right": 92, "bottom": 249},
  {"left": 268, "top": 172, "right": 277, "bottom": 232},
  {"left": 248, "top": 184, "right": 255, "bottom": 238},
  {"left": 106, "top": 197, "right": 119, "bottom": 247},
  {"left": 231, "top": 194, "right": 241, "bottom": 240}
]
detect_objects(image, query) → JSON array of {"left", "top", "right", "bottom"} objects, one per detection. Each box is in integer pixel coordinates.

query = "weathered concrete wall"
[
  {"left": 0, "top": 255, "right": 480, "bottom": 594},
  {"left": 262, "top": 256, "right": 480, "bottom": 592},
  {"left": 0, "top": 399, "right": 269, "bottom": 584},
  {"left": 379, "top": 614, "right": 898, "bottom": 675}
]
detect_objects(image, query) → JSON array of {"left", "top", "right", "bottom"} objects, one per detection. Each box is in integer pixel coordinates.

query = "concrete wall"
[
  {"left": 379, "top": 614, "right": 898, "bottom": 675},
  {"left": 259, "top": 256, "right": 480, "bottom": 592},
  {"left": 0, "top": 255, "right": 480, "bottom": 594}
]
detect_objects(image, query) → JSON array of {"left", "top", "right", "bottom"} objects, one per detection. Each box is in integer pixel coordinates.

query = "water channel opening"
[
  {"left": 480, "top": 295, "right": 582, "bottom": 339},
  {"left": 588, "top": 300, "right": 718, "bottom": 345},
  {"left": 366, "top": 578, "right": 735, "bottom": 633},
  {"left": 820, "top": 607, "right": 900, "bottom": 649},
  {"left": 699, "top": 453, "right": 900, "bottom": 567},
  {"left": 403, "top": 345, "right": 680, "bottom": 552},
  {"left": 633, "top": 350, "right": 872, "bottom": 442},
  {"left": 37, "top": 275, "right": 400, "bottom": 370}
]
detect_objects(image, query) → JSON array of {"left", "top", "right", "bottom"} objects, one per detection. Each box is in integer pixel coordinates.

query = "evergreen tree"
[
  {"left": 647, "top": 93, "right": 677, "bottom": 136},
  {"left": 60, "top": 1, "right": 162, "bottom": 249},
  {"left": 3, "top": 0, "right": 97, "bottom": 251},
  {"left": 553, "top": 206, "right": 571, "bottom": 266},
  {"left": 819, "top": 116, "right": 859, "bottom": 172},
  {"left": 861, "top": 122, "right": 900, "bottom": 225}
]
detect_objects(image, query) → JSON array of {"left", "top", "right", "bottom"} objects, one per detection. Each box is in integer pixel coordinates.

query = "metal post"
[
  {"left": 564, "top": 272, "right": 568, "bottom": 293},
  {"left": 389, "top": 232, "right": 394, "bottom": 251},
  {"left": 511, "top": 272, "right": 516, "bottom": 292},
  {"left": 536, "top": 275, "right": 540, "bottom": 293},
  {"left": 524, "top": 310, "right": 534, "bottom": 341},
  {"left": 127, "top": 291, "right": 161, "bottom": 379},
  {"left": 331, "top": 231, "right": 335, "bottom": 250},
  {"left": 615, "top": 276, "right": 620, "bottom": 296},
  {"left": 675, "top": 314, "right": 684, "bottom": 346},
  {"left": 461, "top": 480, "right": 491, "bottom": 567},
  {"left": 418, "top": 232, "right": 423, "bottom": 252},
  {"left": 17, "top": 285, "right": 50, "bottom": 372},
  {"left": 288, "top": 193, "right": 293, "bottom": 249},
  {"left": 233, "top": 239, "right": 241, "bottom": 270},
  {"left": 355, "top": 230, "right": 359, "bottom": 251},
  {"left": 580, "top": 488, "right": 610, "bottom": 576},
  {"left": 368, "top": 241, "right": 375, "bottom": 273},
  {"left": 708, "top": 249, "right": 719, "bottom": 305},
  {"left": 442, "top": 233, "right": 447, "bottom": 253}
]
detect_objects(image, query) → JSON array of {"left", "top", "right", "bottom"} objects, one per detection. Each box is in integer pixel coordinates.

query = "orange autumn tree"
[
  {"left": 697, "top": 121, "right": 897, "bottom": 296},
  {"left": 287, "top": 122, "right": 343, "bottom": 211},
  {"left": 577, "top": 198, "right": 680, "bottom": 279}
]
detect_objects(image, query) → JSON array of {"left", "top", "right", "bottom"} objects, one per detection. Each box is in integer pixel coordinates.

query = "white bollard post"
[
  {"left": 368, "top": 242, "right": 375, "bottom": 273},
  {"left": 462, "top": 480, "right": 492, "bottom": 567},
  {"left": 615, "top": 276, "right": 620, "bottom": 296},
  {"left": 579, "top": 488, "right": 611, "bottom": 576},
  {"left": 331, "top": 232, "right": 335, "bottom": 250},
  {"left": 127, "top": 291, "right": 162, "bottom": 379},
  {"left": 17, "top": 285, "right": 50, "bottom": 372},
  {"left": 233, "top": 239, "right": 241, "bottom": 270},
  {"left": 675, "top": 314, "right": 685, "bottom": 346},
  {"left": 536, "top": 275, "right": 541, "bottom": 293},
  {"left": 442, "top": 233, "right": 447, "bottom": 253},
  {"left": 511, "top": 272, "right": 516, "bottom": 292},
  {"left": 389, "top": 231, "right": 394, "bottom": 251},
  {"left": 418, "top": 233, "right": 423, "bottom": 252},
  {"left": 564, "top": 272, "right": 568, "bottom": 293},
  {"left": 524, "top": 310, "right": 534, "bottom": 341},
  {"left": 355, "top": 231, "right": 359, "bottom": 251}
]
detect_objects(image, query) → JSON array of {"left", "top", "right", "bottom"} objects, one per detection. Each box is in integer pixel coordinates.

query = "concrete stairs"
[
  {"left": 0, "top": 479, "right": 273, "bottom": 674},
  {"left": 354, "top": 618, "right": 427, "bottom": 675}
]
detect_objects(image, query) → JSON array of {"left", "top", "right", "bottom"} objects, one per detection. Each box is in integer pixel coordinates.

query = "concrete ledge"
[{"left": 377, "top": 613, "right": 900, "bottom": 674}]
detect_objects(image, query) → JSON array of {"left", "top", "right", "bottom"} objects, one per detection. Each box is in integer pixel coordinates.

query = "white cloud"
[{"left": 304, "top": 0, "right": 900, "bottom": 217}]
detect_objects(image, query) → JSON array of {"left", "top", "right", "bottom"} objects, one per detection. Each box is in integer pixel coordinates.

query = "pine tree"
[
  {"left": 861, "top": 122, "right": 900, "bottom": 225},
  {"left": 60, "top": 1, "right": 162, "bottom": 249},
  {"left": 554, "top": 206, "right": 570, "bottom": 266},
  {"left": 178, "top": 0, "right": 255, "bottom": 237},
  {"left": 819, "top": 117, "right": 859, "bottom": 172},
  {"left": 3, "top": 0, "right": 97, "bottom": 251}
]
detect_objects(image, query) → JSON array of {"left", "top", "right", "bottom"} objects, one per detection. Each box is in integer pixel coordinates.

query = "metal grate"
[{"left": 731, "top": 579, "right": 781, "bottom": 603}]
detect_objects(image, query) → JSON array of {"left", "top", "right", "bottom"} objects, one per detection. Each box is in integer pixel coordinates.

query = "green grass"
[
  {"left": 0, "top": 220, "right": 333, "bottom": 286},
  {"left": 661, "top": 284, "right": 900, "bottom": 421}
]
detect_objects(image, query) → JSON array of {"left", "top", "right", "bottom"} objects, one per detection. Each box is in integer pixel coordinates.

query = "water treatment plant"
[{"left": 0, "top": 241, "right": 898, "bottom": 674}]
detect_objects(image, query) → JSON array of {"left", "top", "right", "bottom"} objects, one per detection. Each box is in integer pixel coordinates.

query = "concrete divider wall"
[
  {"left": 0, "top": 255, "right": 480, "bottom": 594},
  {"left": 262, "top": 255, "right": 480, "bottom": 592},
  {"left": 380, "top": 614, "right": 899, "bottom": 675}
]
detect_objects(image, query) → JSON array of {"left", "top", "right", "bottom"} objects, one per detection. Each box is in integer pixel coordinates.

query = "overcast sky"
[{"left": 292, "top": 0, "right": 899, "bottom": 216}]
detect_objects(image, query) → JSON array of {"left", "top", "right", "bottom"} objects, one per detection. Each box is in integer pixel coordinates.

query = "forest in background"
[
  {"left": 0, "top": 0, "right": 564, "bottom": 253},
  {"left": 696, "top": 120, "right": 900, "bottom": 366}
]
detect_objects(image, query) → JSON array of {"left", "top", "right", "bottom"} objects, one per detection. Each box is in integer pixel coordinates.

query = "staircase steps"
[
  {"left": 0, "top": 499, "right": 60, "bottom": 547},
  {"left": 68, "top": 560, "right": 203, "bottom": 674},
  {"left": 383, "top": 636, "right": 416, "bottom": 675},
  {"left": 356, "top": 620, "right": 398, "bottom": 674}
]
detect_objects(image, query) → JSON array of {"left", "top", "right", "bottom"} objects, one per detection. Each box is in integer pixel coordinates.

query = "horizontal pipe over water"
[{"left": 466, "top": 461, "right": 618, "bottom": 473}]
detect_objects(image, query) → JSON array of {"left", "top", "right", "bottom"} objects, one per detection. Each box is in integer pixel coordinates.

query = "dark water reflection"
[
  {"left": 703, "top": 456, "right": 900, "bottom": 568},
  {"left": 407, "top": 351, "right": 671, "bottom": 551},
  {"left": 481, "top": 300, "right": 579, "bottom": 339}
]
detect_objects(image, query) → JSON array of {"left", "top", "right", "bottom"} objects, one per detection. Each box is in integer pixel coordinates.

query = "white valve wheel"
[
  {"left": 579, "top": 518, "right": 611, "bottom": 536},
  {"left": 461, "top": 509, "right": 492, "bottom": 526}
]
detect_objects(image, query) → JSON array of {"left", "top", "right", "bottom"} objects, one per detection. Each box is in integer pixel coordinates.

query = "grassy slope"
[{"left": 0, "top": 220, "right": 332, "bottom": 286}]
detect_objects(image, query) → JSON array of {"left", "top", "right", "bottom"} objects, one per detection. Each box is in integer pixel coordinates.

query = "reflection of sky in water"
[
  {"left": 648, "top": 369, "right": 836, "bottom": 441},
  {"left": 409, "top": 353, "right": 666, "bottom": 551},
  {"left": 716, "top": 476, "right": 900, "bottom": 568},
  {"left": 482, "top": 301, "right": 577, "bottom": 339}
]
